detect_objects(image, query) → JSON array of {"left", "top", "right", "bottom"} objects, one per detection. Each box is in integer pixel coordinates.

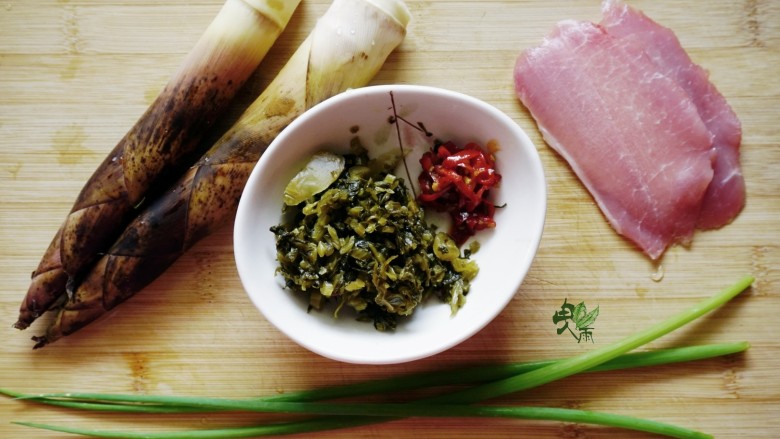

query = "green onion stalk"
[{"left": 4, "top": 276, "right": 753, "bottom": 438}]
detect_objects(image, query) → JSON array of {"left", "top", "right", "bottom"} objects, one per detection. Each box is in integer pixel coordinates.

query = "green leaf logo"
[
  {"left": 573, "top": 302, "right": 599, "bottom": 330},
  {"left": 553, "top": 299, "right": 598, "bottom": 343}
]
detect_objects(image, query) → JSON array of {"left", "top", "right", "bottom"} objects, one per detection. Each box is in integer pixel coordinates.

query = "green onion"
[
  {"left": 435, "top": 274, "right": 754, "bottom": 404},
  {"left": 270, "top": 340, "right": 750, "bottom": 402},
  {"left": 15, "top": 403, "right": 711, "bottom": 439},
  {"left": 5, "top": 341, "right": 748, "bottom": 412},
  {"left": 4, "top": 276, "right": 753, "bottom": 438},
  {"left": 8, "top": 344, "right": 747, "bottom": 439},
  {"left": 12, "top": 419, "right": 375, "bottom": 439},
  {"left": 0, "top": 387, "right": 204, "bottom": 414}
]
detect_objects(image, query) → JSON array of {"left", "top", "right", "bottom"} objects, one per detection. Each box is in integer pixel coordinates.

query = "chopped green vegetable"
[{"left": 271, "top": 145, "right": 478, "bottom": 329}]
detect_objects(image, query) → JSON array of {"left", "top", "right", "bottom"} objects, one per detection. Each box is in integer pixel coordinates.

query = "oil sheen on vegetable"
[{"left": 271, "top": 144, "right": 478, "bottom": 331}]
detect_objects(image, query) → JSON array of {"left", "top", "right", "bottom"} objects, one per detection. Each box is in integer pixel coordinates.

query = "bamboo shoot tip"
[
  {"left": 367, "top": 0, "right": 411, "bottom": 28},
  {"left": 240, "top": 0, "right": 303, "bottom": 30}
]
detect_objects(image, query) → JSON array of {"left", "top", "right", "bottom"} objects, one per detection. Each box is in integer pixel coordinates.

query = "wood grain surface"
[{"left": 1, "top": 0, "right": 778, "bottom": 437}]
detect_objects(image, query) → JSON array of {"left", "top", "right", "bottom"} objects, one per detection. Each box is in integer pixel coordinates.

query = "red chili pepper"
[{"left": 417, "top": 141, "right": 502, "bottom": 246}]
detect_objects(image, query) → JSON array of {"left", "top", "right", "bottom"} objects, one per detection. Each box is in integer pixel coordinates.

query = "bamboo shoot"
[
  {"left": 31, "top": 0, "right": 410, "bottom": 348},
  {"left": 16, "top": 0, "right": 301, "bottom": 329}
]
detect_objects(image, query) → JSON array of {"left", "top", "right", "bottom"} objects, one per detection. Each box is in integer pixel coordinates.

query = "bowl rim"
[{"left": 234, "top": 84, "right": 547, "bottom": 364}]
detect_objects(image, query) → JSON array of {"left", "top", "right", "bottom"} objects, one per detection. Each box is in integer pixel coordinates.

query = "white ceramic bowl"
[{"left": 234, "top": 84, "right": 546, "bottom": 364}]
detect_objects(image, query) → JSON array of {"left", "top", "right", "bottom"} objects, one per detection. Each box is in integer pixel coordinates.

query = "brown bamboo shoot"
[
  {"left": 31, "top": 0, "right": 410, "bottom": 348},
  {"left": 16, "top": 0, "right": 301, "bottom": 330}
]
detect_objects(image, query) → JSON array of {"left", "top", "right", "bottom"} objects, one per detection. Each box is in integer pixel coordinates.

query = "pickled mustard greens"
[{"left": 272, "top": 146, "right": 478, "bottom": 330}]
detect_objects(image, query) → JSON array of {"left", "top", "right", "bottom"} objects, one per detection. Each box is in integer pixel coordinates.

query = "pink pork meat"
[
  {"left": 601, "top": 0, "right": 745, "bottom": 229},
  {"left": 514, "top": 20, "right": 715, "bottom": 260}
]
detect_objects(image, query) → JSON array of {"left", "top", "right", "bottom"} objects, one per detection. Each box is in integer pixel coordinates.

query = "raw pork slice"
[
  {"left": 601, "top": 0, "right": 745, "bottom": 229},
  {"left": 514, "top": 20, "right": 715, "bottom": 259}
]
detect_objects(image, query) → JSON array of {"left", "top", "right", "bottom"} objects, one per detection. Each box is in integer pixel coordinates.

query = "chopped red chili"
[{"left": 417, "top": 141, "right": 502, "bottom": 246}]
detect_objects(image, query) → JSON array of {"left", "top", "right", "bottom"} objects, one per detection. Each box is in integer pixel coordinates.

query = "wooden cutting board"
[{"left": 1, "top": 0, "right": 778, "bottom": 437}]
